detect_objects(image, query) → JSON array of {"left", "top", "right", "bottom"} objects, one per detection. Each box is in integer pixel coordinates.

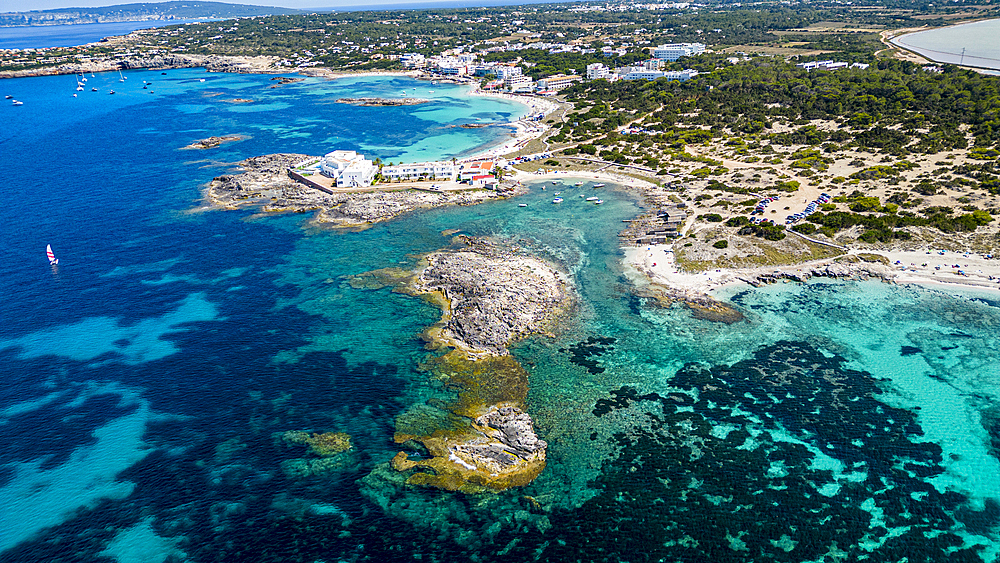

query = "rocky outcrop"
[
  {"left": 391, "top": 404, "right": 547, "bottom": 492},
  {"left": 370, "top": 238, "right": 570, "bottom": 492},
  {"left": 335, "top": 97, "right": 430, "bottom": 106},
  {"left": 408, "top": 238, "right": 571, "bottom": 356},
  {"left": 744, "top": 259, "right": 896, "bottom": 287},
  {"left": 461, "top": 406, "right": 548, "bottom": 467},
  {"left": 182, "top": 135, "right": 245, "bottom": 150}
]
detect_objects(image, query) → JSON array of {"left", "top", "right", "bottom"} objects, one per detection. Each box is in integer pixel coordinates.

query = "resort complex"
[{"left": 297, "top": 150, "right": 502, "bottom": 189}]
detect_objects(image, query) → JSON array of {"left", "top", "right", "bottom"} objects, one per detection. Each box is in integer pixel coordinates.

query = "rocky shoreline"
[
  {"left": 204, "top": 153, "right": 518, "bottom": 229},
  {"left": 335, "top": 97, "right": 430, "bottom": 106},
  {"left": 0, "top": 54, "right": 284, "bottom": 79}
]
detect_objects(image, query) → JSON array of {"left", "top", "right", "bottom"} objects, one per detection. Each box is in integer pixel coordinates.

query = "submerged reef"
[
  {"left": 281, "top": 430, "right": 352, "bottom": 456},
  {"left": 631, "top": 282, "right": 745, "bottom": 324},
  {"left": 357, "top": 237, "right": 571, "bottom": 492},
  {"left": 278, "top": 430, "right": 354, "bottom": 479},
  {"left": 492, "top": 340, "right": 988, "bottom": 561}
]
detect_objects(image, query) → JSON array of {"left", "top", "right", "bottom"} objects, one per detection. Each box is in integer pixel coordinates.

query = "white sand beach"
[{"left": 624, "top": 244, "right": 1000, "bottom": 296}]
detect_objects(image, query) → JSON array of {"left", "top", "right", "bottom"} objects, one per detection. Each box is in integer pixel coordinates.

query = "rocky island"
[
  {"left": 182, "top": 135, "right": 245, "bottom": 150},
  {"left": 358, "top": 237, "right": 571, "bottom": 492},
  {"left": 335, "top": 97, "right": 430, "bottom": 106},
  {"left": 406, "top": 237, "right": 571, "bottom": 357},
  {"left": 205, "top": 153, "right": 516, "bottom": 229}
]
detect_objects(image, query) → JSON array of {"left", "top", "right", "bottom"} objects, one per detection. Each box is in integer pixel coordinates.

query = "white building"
[
  {"left": 401, "top": 53, "right": 425, "bottom": 68},
  {"left": 536, "top": 74, "right": 582, "bottom": 92},
  {"left": 506, "top": 74, "right": 534, "bottom": 93},
  {"left": 796, "top": 60, "right": 865, "bottom": 72},
  {"left": 381, "top": 161, "right": 457, "bottom": 182},
  {"left": 494, "top": 64, "right": 522, "bottom": 81},
  {"left": 320, "top": 150, "right": 377, "bottom": 187},
  {"left": 622, "top": 68, "right": 698, "bottom": 81},
  {"left": 587, "top": 63, "right": 611, "bottom": 80},
  {"left": 652, "top": 42, "right": 705, "bottom": 61},
  {"left": 459, "top": 160, "right": 499, "bottom": 181}
]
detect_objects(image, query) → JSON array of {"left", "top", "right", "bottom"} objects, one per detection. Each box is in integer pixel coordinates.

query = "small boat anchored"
[
  {"left": 12, "top": 99, "right": 23, "bottom": 106},
  {"left": 518, "top": 203, "right": 528, "bottom": 207},
  {"left": 46, "top": 244, "right": 59, "bottom": 265},
  {"left": 593, "top": 183, "right": 605, "bottom": 188},
  {"left": 586, "top": 197, "right": 600, "bottom": 201},
  {"left": 574, "top": 182, "right": 584, "bottom": 186},
  {"left": 552, "top": 197, "right": 563, "bottom": 203}
]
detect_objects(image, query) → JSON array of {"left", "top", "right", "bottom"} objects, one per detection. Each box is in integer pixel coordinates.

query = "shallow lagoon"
[{"left": 0, "top": 69, "right": 998, "bottom": 561}]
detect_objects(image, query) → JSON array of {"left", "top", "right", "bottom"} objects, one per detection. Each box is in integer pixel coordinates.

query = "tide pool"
[{"left": 0, "top": 67, "right": 998, "bottom": 562}]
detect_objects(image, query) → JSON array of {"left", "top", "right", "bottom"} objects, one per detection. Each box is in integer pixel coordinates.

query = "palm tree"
[{"left": 491, "top": 165, "right": 505, "bottom": 182}]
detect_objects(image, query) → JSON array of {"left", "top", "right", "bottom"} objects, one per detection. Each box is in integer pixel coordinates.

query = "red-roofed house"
[
  {"left": 460, "top": 160, "right": 494, "bottom": 181},
  {"left": 471, "top": 174, "right": 497, "bottom": 187}
]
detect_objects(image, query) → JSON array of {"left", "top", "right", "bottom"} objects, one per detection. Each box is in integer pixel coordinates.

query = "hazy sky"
[{"left": 0, "top": 0, "right": 440, "bottom": 13}]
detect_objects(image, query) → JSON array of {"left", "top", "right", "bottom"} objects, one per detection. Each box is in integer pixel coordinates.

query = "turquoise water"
[
  {"left": 1, "top": 67, "right": 999, "bottom": 562},
  {"left": 893, "top": 18, "right": 1000, "bottom": 70}
]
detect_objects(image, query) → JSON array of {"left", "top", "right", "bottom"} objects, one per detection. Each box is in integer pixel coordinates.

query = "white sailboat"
[{"left": 46, "top": 244, "right": 58, "bottom": 265}]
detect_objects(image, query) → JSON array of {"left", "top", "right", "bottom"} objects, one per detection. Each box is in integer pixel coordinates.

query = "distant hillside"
[{"left": 0, "top": 1, "right": 303, "bottom": 27}]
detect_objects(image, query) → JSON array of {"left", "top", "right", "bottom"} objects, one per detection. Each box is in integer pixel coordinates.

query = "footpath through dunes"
[{"left": 349, "top": 236, "right": 573, "bottom": 492}]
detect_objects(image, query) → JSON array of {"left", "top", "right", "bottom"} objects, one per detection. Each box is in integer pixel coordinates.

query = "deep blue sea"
[{"left": 1, "top": 67, "right": 999, "bottom": 562}]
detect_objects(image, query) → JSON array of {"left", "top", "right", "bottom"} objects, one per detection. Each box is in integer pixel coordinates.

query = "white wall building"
[
  {"left": 536, "top": 74, "right": 582, "bottom": 92},
  {"left": 652, "top": 42, "right": 705, "bottom": 61},
  {"left": 381, "top": 161, "right": 457, "bottom": 182},
  {"left": 587, "top": 63, "right": 611, "bottom": 80},
  {"left": 401, "top": 53, "right": 426, "bottom": 68},
  {"left": 506, "top": 74, "right": 534, "bottom": 92},
  {"left": 494, "top": 64, "right": 522, "bottom": 81},
  {"left": 622, "top": 68, "right": 698, "bottom": 81},
  {"left": 320, "top": 150, "right": 377, "bottom": 187}
]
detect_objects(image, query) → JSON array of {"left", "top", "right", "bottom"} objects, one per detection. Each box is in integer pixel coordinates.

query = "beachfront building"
[
  {"left": 494, "top": 64, "right": 523, "bottom": 81},
  {"left": 470, "top": 174, "right": 497, "bottom": 188},
  {"left": 320, "top": 150, "right": 377, "bottom": 188},
  {"left": 652, "top": 42, "right": 705, "bottom": 61},
  {"left": 459, "top": 160, "right": 497, "bottom": 182},
  {"left": 381, "top": 161, "right": 457, "bottom": 182},
  {"left": 506, "top": 74, "right": 534, "bottom": 93},
  {"left": 536, "top": 74, "right": 582, "bottom": 92},
  {"left": 401, "top": 53, "right": 426, "bottom": 69}
]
